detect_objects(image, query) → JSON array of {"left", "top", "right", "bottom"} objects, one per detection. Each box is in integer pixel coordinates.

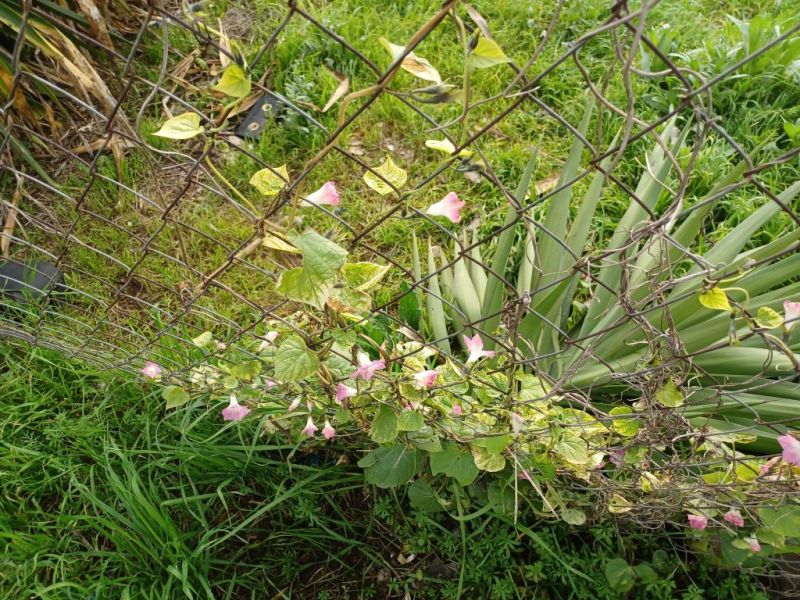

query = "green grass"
[{"left": 0, "top": 343, "right": 775, "bottom": 599}]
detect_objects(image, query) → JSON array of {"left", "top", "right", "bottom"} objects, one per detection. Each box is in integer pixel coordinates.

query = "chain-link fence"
[{"left": 2, "top": 0, "right": 800, "bottom": 594}]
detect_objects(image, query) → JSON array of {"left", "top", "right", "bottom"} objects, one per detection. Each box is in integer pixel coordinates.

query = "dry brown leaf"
[
  {"left": 226, "top": 92, "right": 261, "bottom": 118},
  {"left": 0, "top": 68, "right": 37, "bottom": 124},
  {"left": 1, "top": 184, "right": 21, "bottom": 258},
  {"left": 321, "top": 68, "right": 349, "bottom": 113},
  {"left": 535, "top": 172, "right": 560, "bottom": 195},
  {"left": 218, "top": 20, "right": 232, "bottom": 68},
  {"left": 71, "top": 134, "right": 137, "bottom": 155},
  {"left": 75, "top": 0, "right": 114, "bottom": 49},
  {"left": 465, "top": 3, "right": 492, "bottom": 38}
]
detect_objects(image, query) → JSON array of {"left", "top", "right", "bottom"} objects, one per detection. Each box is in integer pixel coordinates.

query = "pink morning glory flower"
[
  {"left": 784, "top": 301, "right": 800, "bottom": 329},
  {"left": 688, "top": 514, "right": 707, "bottom": 530},
  {"left": 303, "top": 416, "right": 318, "bottom": 437},
  {"left": 265, "top": 379, "right": 277, "bottom": 390},
  {"left": 414, "top": 369, "right": 439, "bottom": 389},
  {"left": 287, "top": 397, "right": 301, "bottom": 412},
  {"left": 463, "top": 333, "right": 496, "bottom": 364},
  {"left": 778, "top": 434, "right": 800, "bottom": 467},
  {"left": 746, "top": 537, "right": 761, "bottom": 552},
  {"left": 518, "top": 470, "right": 532, "bottom": 482},
  {"left": 336, "top": 383, "right": 357, "bottom": 404},
  {"left": 322, "top": 420, "right": 336, "bottom": 440},
  {"left": 351, "top": 353, "right": 386, "bottom": 380},
  {"left": 511, "top": 412, "right": 524, "bottom": 434},
  {"left": 452, "top": 404, "right": 462, "bottom": 416},
  {"left": 426, "top": 192, "right": 465, "bottom": 223},
  {"left": 258, "top": 331, "right": 279, "bottom": 352},
  {"left": 141, "top": 361, "right": 162, "bottom": 379},
  {"left": 222, "top": 395, "right": 251, "bottom": 421},
  {"left": 301, "top": 181, "right": 340, "bottom": 208},
  {"left": 724, "top": 509, "right": 744, "bottom": 528}
]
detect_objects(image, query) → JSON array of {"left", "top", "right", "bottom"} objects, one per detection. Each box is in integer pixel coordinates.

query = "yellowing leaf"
[
  {"left": 640, "top": 471, "right": 659, "bottom": 493},
  {"left": 341, "top": 262, "right": 391, "bottom": 292},
  {"left": 425, "top": 138, "right": 456, "bottom": 154},
  {"left": 212, "top": 63, "right": 251, "bottom": 98},
  {"left": 363, "top": 156, "right": 407, "bottom": 195},
  {"left": 250, "top": 165, "right": 289, "bottom": 196},
  {"left": 655, "top": 380, "right": 683, "bottom": 408},
  {"left": 469, "top": 36, "right": 511, "bottom": 69},
  {"left": 154, "top": 112, "right": 204, "bottom": 140},
  {"left": 755, "top": 306, "right": 783, "bottom": 329},
  {"left": 379, "top": 37, "right": 442, "bottom": 84},
  {"left": 562, "top": 508, "right": 587, "bottom": 525},
  {"left": 262, "top": 232, "right": 301, "bottom": 254},
  {"left": 608, "top": 406, "right": 640, "bottom": 437},
  {"left": 424, "top": 138, "right": 473, "bottom": 157},
  {"left": 162, "top": 385, "right": 190, "bottom": 409},
  {"left": 192, "top": 331, "right": 213, "bottom": 348},
  {"left": 699, "top": 287, "right": 732, "bottom": 311},
  {"left": 471, "top": 446, "right": 506, "bottom": 472},
  {"left": 608, "top": 494, "right": 633, "bottom": 514}
]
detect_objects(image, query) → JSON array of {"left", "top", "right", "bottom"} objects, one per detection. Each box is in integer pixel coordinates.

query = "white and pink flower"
[
  {"left": 141, "top": 361, "right": 162, "bottom": 379},
  {"left": 322, "top": 420, "right": 336, "bottom": 440},
  {"left": 303, "top": 416, "right": 319, "bottom": 437},
  {"left": 463, "top": 333, "right": 496, "bottom": 364},
  {"left": 352, "top": 353, "right": 386, "bottom": 381},
  {"left": 784, "top": 301, "right": 800, "bottom": 330},
  {"left": 301, "top": 181, "right": 340, "bottom": 208},
  {"left": 688, "top": 514, "right": 708, "bottom": 530},
  {"left": 222, "top": 395, "right": 251, "bottom": 421},
  {"left": 778, "top": 434, "right": 800, "bottom": 467},
  {"left": 723, "top": 509, "right": 744, "bottom": 528},
  {"left": 413, "top": 369, "right": 439, "bottom": 389},
  {"left": 511, "top": 412, "right": 524, "bottom": 434},
  {"left": 336, "top": 382, "right": 357, "bottom": 404},
  {"left": 426, "top": 192, "right": 465, "bottom": 223}
]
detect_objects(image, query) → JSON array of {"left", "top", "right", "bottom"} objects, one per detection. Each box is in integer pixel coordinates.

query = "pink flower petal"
[
  {"left": 746, "top": 537, "right": 761, "bottom": 553},
  {"left": 784, "top": 301, "right": 800, "bottom": 329},
  {"left": 778, "top": 434, "right": 800, "bottom": 467},
  {"left": 413, "top": 369, "right": 439, "bottom": 389},
  {"left": 452, "top": 404, "right": 462, "bottom": 416},
  {"left": 426, "top": 192, "right": 465, "bottom": 223},
  {"left": 336, "top": 382, "right": 357, "bottom": 404},
  {"left": 287, "top": 397, "right": 301, "bottom": 412},
  {"left": 322, "top": 420, "right": 336, "bottom": 440},
  {"left": 302, "top": 181, "right": 340, "bottom": 208},
  {"left": 688, "top": 514, "right": 707, "bottom": 530},
  {"left": 462, "top": 333, "right": 496, "bottom": 364},
  {"left": 141, "top": 361, "right": 162, "bottom": 379},
  {"left": 351, "top": 352, "right": 386, "bottom": 380},
  {"left": 511, "top": 412, "right": 524, "bottom": 434},
  {"left": 303, "top": 416, "right": 318, "bottom": 437},
  {"left": 723, "top": 509, "right": 744, "bottom": 528},
  {"left": 265, "top": 379, "right": 278, "bottom": 390},
  {"left": 222, "top": 395, "right": 251, "bottom": 421}
]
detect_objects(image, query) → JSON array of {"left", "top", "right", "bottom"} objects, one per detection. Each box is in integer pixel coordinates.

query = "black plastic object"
[
  {"left": 235, "top": 93, "right": 285, "bottom": 139},
  {"left": 0, "top": 260, "right": 65, "bottom": 303}
]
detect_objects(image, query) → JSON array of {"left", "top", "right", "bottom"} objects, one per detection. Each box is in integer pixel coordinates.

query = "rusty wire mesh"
[{"left": 2, "top": 0, "right": 800, "bottom": 593}]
